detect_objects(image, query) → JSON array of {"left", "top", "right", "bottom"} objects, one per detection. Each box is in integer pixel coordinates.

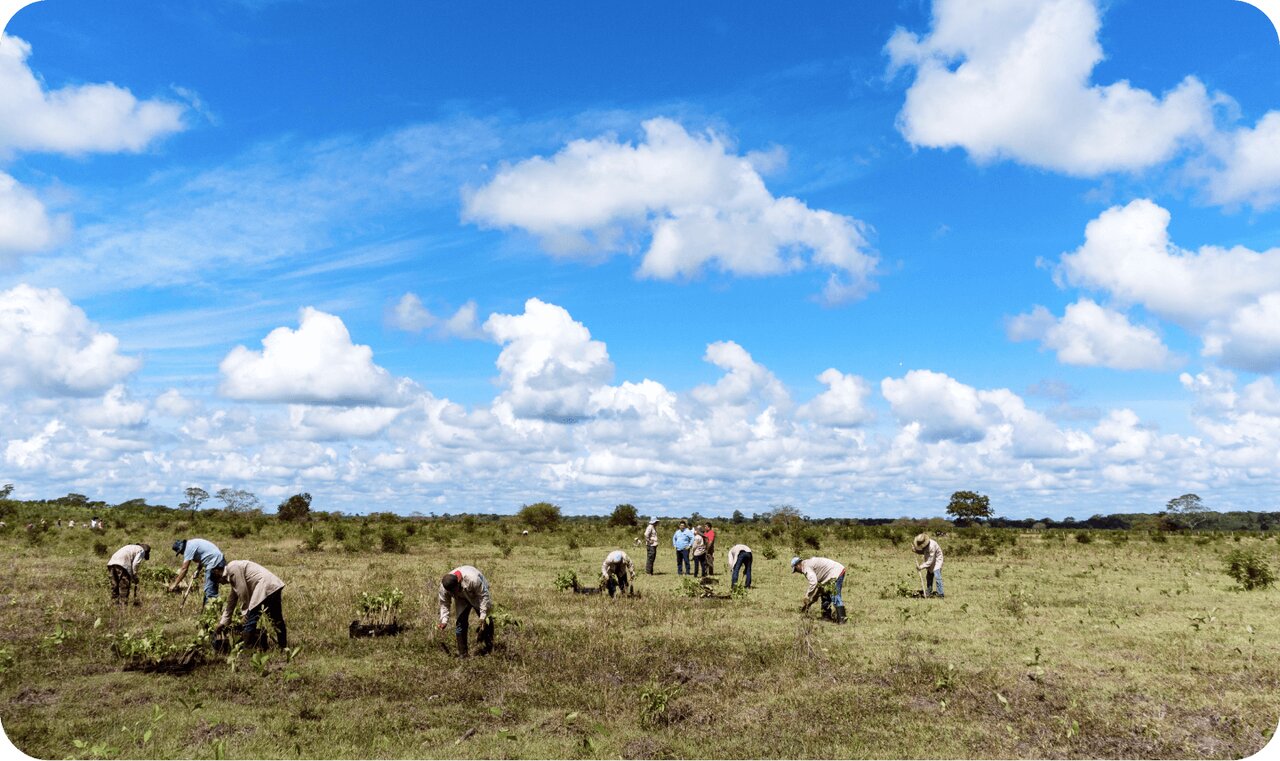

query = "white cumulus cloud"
[
  {"left": 0, "top": 284, "right": 140, "bottom": 396},
  {"left": 797, "top": 369, "right": 874, "bottom": 427},
  {"left": 484, "top": 298, "right": 614, "bottom": 423},
  {"left": 219, "top": 307, "right": 406, "bottom": 406},
  {"left": 388, "top": 293, "right": 484, "bottom": 340},
  {"left": 0, "top": 34, "right": 185, "bottom": 156},
  {"left": 886, "top": 0, "right": 1215, "bottom": 176},
  {"left": 1007, "top": 299, "right": 1177, "bottom": 370},
  {"left": 0, "top": 171, "right": 61, "bottom": 259},
  {"left": 463, "top": 118, "right": 877, "bottom": 303}
]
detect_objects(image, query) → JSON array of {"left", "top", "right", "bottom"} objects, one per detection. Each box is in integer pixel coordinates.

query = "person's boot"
[
  {"left": 835, "top": 605, "right": 847, "bottom": 624},
  {"left": 455, "top": 629, "right": 469, "bottom": 658},
  {"left": 276, "top": 623, "right": 288, "bottom": 651},
  {"left": 478, "top": 622, "right": 494, "bottom": 656}
]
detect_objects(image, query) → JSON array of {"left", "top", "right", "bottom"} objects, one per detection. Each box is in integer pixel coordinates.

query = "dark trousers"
[
  {"left": 243, "top": 589, "right": 288, "bottom": 649},
  {"left": 675, "top": 549, "right": 690, "bottom": 575},
  {"left": 645, "top": 545, "right": 657, "bottom": 574},
  {"left": 108, "top": 565, "right": 136, "bottom": 604},
  {"left": 693, "top": 554, "right": 706, "bottom": 576},
  {"left": 455, "top": 601, "right": 494, "bottom": 655},
  {"left": 606, "top": 573, "right": 630, "bottom": 598},
  {"left": 705, "top": 546, "right": 715, "bottom": 575},
  {"left": 730, "top": 551, "right": 753, "bottom": 588}
]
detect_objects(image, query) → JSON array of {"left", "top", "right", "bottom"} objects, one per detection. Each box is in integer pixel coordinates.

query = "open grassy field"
[{"left": 1, "top": 515, "right": 1278, "bottom": 759}]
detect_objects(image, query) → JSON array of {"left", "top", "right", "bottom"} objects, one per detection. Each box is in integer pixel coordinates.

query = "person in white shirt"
[
  {"left": 913, "top": 533, "right": 945, "bottom": 598},
  {"left": 437, "top": 565, "right": 493, "bottom": 657},
  {"left": 601, "top": 550, "right": 635, "bottom": 597},
  {"left": 727, "top": 544, "right": 753, "bottom": 589},
  {"left": 106, "top": 543, "right": 151, "bottom": 605}
]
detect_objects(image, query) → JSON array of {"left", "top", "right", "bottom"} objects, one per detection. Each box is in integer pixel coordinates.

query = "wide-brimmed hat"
[
  {"left": 648, "top": 517, "right": 659, "bottom": 525},
  {"left": 913, "top": 533, "right": 929, "bottom": 550}
]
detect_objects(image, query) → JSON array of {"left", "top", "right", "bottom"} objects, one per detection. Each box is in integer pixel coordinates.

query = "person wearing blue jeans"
[
  {"left": 792, "top": 556, "right": 847, "bottom": 624},
  {"left": 168, "top": 538, "right": 226, "bottom": 607},
  {"left": 727, "top": 544, "right": 753, "bottom": 589},
  {"left": 672, "top": 521, "right": 694, "bottom": 575}
]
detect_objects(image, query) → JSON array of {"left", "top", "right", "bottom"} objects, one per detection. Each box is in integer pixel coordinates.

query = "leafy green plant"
[
  {"left": 730, "top": 583, "right": 749, "bottom": 600},
  {"left": 301, "top": 527, "right": 325, "bottom": 552},
  {"left": 553, "top": 569, "right": 580, "bottom": 592},
  {"left": 1224, "top": 548, "right": 1275, "bottom": 590},
  {"left": 380, "top": 527, "right": 407, "bottom": 554},
  {"left": 489, "top": 604, "right": 521, "bottom": 632},
  {"left": 139, "top": 565, "right": 176, "bottom": 585},
  {"left": 249, "top": 651, "right": 271, "bottom": 677},
  {"left": 638, "top": 681, "right": 681, "bottom": 727},
  {"left": 761, "top": 545, "right": 778, "bottom": 560},
  {"left": 42, "top": 622, "right": 73, "bottom": 650}
]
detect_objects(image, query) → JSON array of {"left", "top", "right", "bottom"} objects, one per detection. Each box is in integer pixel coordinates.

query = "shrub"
[
  {"left": 791, "top": 527, "right": 821, "bottom": 552},
  {"left": 403, "top": 523, "right": 417, "bottom": 536},
  {"left": 1224, "top": 548, "right": 1275, "bottom": 591},
  {"left": 301, "top": 528, "right": 325, "bottom": 552},
  {"left": 277, "top": 493, "right": 312, "bottom": 522},
  {"left": 93, "top": 541, "right": 109, "bottom": 557},
  {"left": 761, "top": 545, "right": 778, "bottom": 561},
  {"left": 492, "top": 537, "right": 514, "bottom": 558},
  {"left": 517, "top": 502, "right": 561, "bottom": 531},
  {"left": 566, "top": 535, "right": 579, "bottom": 551},
  {"left": 331, "top": 524, "right": 347, "bottom": 542},
  {"left": 229, "top": 523, "right": 251, "bottom": 539},
  {"left": 1150, "top": 532, "right": 1169, "bottom": 544},
  {"left": 1075, "top": 532, "right": 1093, "bottom": 544},
  {"left": 608, "top": 504, "right": 639, "bottom": 528},
  {"left": 380, "top": 527, "right": 407, "bottom": 554}
]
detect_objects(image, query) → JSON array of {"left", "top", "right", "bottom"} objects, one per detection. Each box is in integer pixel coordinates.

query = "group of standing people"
[{"left": 668, "top": 520, "right": 719, "bottom": 576}]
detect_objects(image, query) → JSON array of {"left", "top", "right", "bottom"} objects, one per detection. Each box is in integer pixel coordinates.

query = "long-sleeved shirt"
[
  {"left": 438, "top": 565, "right": 490, "bottom": 625},
  {"left": 601, "top": 550, "right": 635, "bottom": 582},
  {"left": 917, "top": 539, "right": 944, "bottom": 572},
  {"left": 799, "top": 557, "right": 846, "bottom": 601},
  {"left": 672, "top": 528, "right": 694, "bottom": 550},
  {"left": 218, "top": 560, "right": 285, "bottom": 626},
  {"left": 691, "top": 533, "right": 706, "bottom": 557},
  {"left": 107, "top": 544, "right": 147, "bottom": 577},
  {"left": 183, "top": 538, "right": 225, "bottom": 571},
  {"left": 644, "top": 524, "right": 658, "bottom": 547},
  {"left": 726, "top": 544, "right": 751, "bottom": 569}
]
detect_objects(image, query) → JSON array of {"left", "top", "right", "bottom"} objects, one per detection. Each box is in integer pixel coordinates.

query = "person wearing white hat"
[
  {"left": 792, "top": 556, "right": 847, "bottom": 624},
  {"left": 643, "top": 518, "right": 660, "bottom": 575},
  {"left": 601, "top": 550, "right": 636, "bottom": 597},
  {"left": 913, "top": 533, "right": 945, "bottom": 598}
]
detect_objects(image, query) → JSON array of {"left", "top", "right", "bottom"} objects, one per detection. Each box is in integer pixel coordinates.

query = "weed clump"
[
  {"left": 1224, "top": 548, "right": 1275, "bottom": 591},
  {"left": 638, "top": 681, "right": 681, "bottom": 727},
  {"left": 1075, "top": 532, "right": 1094, "bottom": 544}
]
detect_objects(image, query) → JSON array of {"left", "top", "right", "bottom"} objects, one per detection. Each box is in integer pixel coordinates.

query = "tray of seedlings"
[{"left": 349, "top": 588, "right": 408, "bottom": 638}]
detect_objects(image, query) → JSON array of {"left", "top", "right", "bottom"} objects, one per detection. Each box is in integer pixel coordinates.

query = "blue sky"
[{"left": 1, "top": 0, "right": 1279, "bottom": 519}]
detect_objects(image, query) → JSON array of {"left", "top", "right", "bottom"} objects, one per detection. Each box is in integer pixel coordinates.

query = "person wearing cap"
[
  {"left": 437, "top": 565, "right": 493, "bottom": 657},
  {"left": 792, "top": 556, "right": 847, "bottom": 624},
  {"left": 913, "top": 533, "right": 945, "bottom": 598},
  {"left": 211, "top": 560, "right": 288, "bottom": 649},
  {"left": 727, "top": 543, "right": 753, "bottom": 589},
  {"left": 106, "top": 543, "right": 151, "bottom": 605},
  {"left": 643, "top": 518, "right": 660, "bottom": 575},
  {"left": 167, "top": 537, "right": 226, "bottom": 606},
  {"left": 672, "top": 521, "right": 694, "bottom": 575},
  {"left": 601, "top": 549, "right": 636, "bottom": 598}
]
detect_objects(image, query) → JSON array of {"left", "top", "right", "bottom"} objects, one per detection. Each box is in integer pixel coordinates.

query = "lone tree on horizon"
[
  {"left": 277, "top": 492, "right": 312, "bottom": 522},
  {"left": 946, "top": 491, "right": 993, "bottom": 524},
  {"left": 608, "top": 503, "right": 638, "bottom": 527},
  {"left": 518, "top": 501, "right": 561, "bottom": 531},
  {"left": 1165, "top": 493, "right": 1211, "bottom": 530}
]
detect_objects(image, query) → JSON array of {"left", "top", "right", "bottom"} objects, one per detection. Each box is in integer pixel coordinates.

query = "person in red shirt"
[{"left": 702, "top": 523, "right": 717, "bottom": 575}]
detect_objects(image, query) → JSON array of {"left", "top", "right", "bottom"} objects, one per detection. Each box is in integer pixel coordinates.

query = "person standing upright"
[
  {"left": 672, "top": 521, "right": 694, "bottom": 575},
  {"left": 643, "top": 518, "right": 660, "bottom": 575},
  {"left": 702, "top": 522, "right": 717, "bottom": 575},
  {"left": 691, "top": 528, "right": 707, "bottom": 577}
]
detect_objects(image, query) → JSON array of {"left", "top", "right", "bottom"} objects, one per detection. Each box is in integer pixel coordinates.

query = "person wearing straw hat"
[
  {"left": 913, "top": 533, "right": 945, "bottom": 598},
  {"left": 792, "top": 556, "right": 847, "bottom": 624},
  {"left": 643, "top": 517, "right": 660, "bottom": 575}
]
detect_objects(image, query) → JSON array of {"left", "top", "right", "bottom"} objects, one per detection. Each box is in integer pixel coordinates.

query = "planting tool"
[
  {"left": 179, "top": 569, "right": 196, "bottom": 611},
  {"left": 918, "top": 568, "right": 928, "bottom": 598}
]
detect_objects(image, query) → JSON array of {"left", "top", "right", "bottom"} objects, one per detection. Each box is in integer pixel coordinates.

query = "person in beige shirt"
[
  {"left": 437, "top": 565, "right": 493, "bottom": 657},
  {"left": 106, "top": 543, "right": 150, "bottom": 605},
  {"left": 601, "top": 550, "right": 635, "bottom": 597},
  {"left": 913, "top": 533, "right": 945, "bottom": 598},
  {"left": 643, "top": 518, "right": 659, "bottom": 575},
  {"left": 792, "top": 556, "right": 847, "bottom": 624},
  {"left": 211, "top": 560, "right": 288, "bottom": 650}
]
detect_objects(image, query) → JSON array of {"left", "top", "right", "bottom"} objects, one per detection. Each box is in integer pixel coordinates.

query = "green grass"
[{"left": 0, "top": 520, "right": 1277, "bottom": 758}]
